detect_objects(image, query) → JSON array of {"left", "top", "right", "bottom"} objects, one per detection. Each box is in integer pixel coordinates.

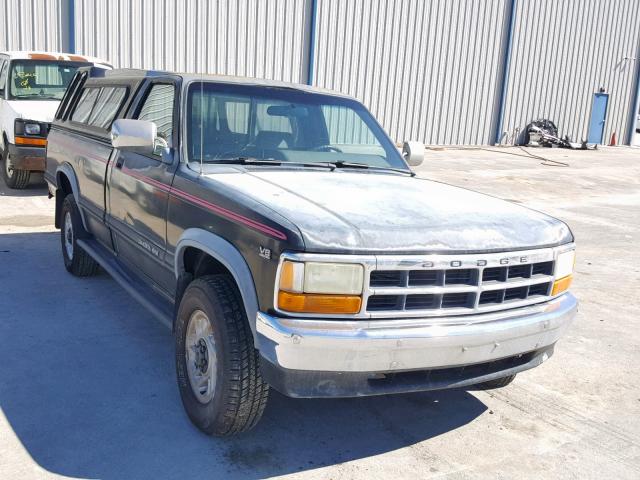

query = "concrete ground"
[{"left": 0, "top": 146, "right": 638, "bottom": 479}]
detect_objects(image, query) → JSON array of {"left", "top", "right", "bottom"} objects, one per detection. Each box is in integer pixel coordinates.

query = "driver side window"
[{"left": 137, "top": 83, "right": 175, "bottom": 146}]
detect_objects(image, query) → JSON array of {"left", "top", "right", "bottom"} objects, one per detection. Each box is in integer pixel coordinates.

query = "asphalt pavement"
[{"left": 0, "top": 147, "right": 638, "bottom": 479}]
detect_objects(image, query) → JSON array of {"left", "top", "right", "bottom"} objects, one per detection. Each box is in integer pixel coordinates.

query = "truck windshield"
[
  {"left": 9, "top": 60, "right": 88, "bottom": 100},
  {"left": 187, "top": 82, "right": 408, "bottom": 170}
]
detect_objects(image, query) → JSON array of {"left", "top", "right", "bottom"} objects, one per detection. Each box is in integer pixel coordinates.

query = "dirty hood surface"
[{"left": 210, "top": 169, "right": 573, "bottom": 253}]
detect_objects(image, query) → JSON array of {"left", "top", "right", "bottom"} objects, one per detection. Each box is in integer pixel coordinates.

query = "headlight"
[
  {"left": 555, "top": 249, "right": 575, "bottom": 278},
  {"left": 304, "top": 262, "right": 364, "bottom": 294},
  {"left": 277, "top": 260, "right": 364, "bottom": 314},
  {"left": 24, "top": 123, "right": 41, "bottom": 135},
  {"left": 552, "top": 249, "right": 575, "bottom": 295}
]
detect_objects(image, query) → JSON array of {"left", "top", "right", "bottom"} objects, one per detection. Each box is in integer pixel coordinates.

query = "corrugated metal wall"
[
  {"left": 502, "top": 0, "right": 640, "bottom": 145},
  {"left": 311, "top": 0, "right": 510, "bottom": 145},
  {"left": 0, "top": 0, "right": 65, "bottom": 52},
  {"left": 2, "top": 0, "right": 640, "bottom": 146},
  {"left": 73, "top": 0, "right": 309, "bottom": 83}
]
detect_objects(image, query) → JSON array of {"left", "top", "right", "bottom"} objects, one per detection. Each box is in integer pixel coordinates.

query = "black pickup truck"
[{"left": 45, "top": 67, "right": 577, "bottom": 436}]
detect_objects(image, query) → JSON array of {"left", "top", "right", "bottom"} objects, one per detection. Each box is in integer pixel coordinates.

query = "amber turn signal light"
[
  {"left": 278, "top": 291, "right": 362, "bottom": 314},
  {"left": 551, "top": 274, "right": 572, "bottom": 296},
  {"left": 15, "top": 136, "right": 47, "bottom": 147}
]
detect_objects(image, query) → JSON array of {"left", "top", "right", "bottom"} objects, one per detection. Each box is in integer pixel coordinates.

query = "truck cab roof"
[{"left": 90, "top": 68, "right": 354, "bottom": 99}]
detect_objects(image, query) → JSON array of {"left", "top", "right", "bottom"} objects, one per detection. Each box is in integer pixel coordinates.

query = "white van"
[{"left": 0, "top": 51, "right": 110, "bottom": 188}]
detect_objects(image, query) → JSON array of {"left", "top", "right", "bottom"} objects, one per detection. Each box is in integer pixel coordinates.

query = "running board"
[{"left": 77, "top": 238, "right": 174, "bottom": 330}]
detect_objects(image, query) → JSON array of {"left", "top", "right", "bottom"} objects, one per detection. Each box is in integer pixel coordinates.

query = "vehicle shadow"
[{"left": 0, "top": 232, "right": 487, "bottom": 479}]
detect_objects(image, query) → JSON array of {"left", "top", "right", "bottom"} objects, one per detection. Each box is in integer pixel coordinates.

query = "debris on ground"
[{"left": 523, "top": 119, "right": 596, "bottom": 150}]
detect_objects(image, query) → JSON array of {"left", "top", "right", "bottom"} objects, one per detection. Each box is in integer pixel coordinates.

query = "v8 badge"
[{"left": 259, "top": 246, "right": 272, "bottom": 260}]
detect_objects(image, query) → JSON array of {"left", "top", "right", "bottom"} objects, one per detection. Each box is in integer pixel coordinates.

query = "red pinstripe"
[
  {"left": 121, "top": 167, "right": 288, "bottom": 240},
  {"left": 53, "top": 134, "right": 288, "bottom": 240}
]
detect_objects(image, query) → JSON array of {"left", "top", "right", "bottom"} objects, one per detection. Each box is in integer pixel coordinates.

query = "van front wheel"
[{"left": 2, "top": 148, "right": 30, "bottom": 189}]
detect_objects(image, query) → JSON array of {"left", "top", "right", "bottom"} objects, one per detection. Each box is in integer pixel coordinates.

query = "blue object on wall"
[
  {"left": 306, "top": 0, "right": 318, "bottom": 85},
  {"left": 587, "top": 93, "right": 609, "bottom": 144},
  {"left": 493, "top": 0, "right": 518, "bottom": 144},
  {"left": 68, "top": 0, "right": 75, "bottom": 53}
]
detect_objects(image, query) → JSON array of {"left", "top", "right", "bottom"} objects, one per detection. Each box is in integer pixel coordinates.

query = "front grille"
[
  {"left": 409, "top": 270, "right": 440, "bottom": 286},
  {"left": 482, "top": 267, "right": 506, "bottom": 282},
  {"left": 405, "top": 294, "right": 438, "bottom": 309},
  {"left": 532, "top": 261, "right": 553, "bottom": 276},
  {"left": 366, "top": 250, "right": 558, "bottom": 316},
  {"left": 370, "top": 271, "right": 405, "bottom": 287},
  {"left": 445, "top": 269, "right": 477, "bottom": 285},
  {"left": 367, "top": 295, "right": 402, "bottom": 311}
]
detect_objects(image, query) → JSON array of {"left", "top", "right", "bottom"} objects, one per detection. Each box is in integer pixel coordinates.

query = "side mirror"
[
  {"left": 402, "top": 140, "right": 425, "bottom": 167},
  {"left": 111, "top": 119, "right": 157, "bottom": 156}
]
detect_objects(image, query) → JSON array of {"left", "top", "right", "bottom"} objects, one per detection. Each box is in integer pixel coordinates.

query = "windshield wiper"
[
  {"left": 206, "top": 157, "right": 283, "bottom": 165},
  {"left": 328, "top": 160, "right": 416, "bottom": 176},
  {"left": 13, "top": 93, "right": 59, "bottom": 99},
  {"left": 197, "top": 157, "right": 415, "bottom": 176},
  {"left": 201, "top": 157, "right": 335, "bottom": 169}
]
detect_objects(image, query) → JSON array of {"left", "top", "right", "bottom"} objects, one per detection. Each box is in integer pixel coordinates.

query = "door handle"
[{"left": 115, "top": 156, "right": 124, "bottom": 169}]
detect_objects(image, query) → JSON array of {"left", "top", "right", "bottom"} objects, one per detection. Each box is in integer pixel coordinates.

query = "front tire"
[
  {"left": 2, "top": 147, "right": 30, "bottom": 189},
  {"left": 175, "top": 275, "right": 269, "bottom": 436},
  {"left": 60, "top": 195, "right": 100, "bottom": 276}
]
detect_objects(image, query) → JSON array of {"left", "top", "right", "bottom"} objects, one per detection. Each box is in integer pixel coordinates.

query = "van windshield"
[
  {"left": 9, "top": 60, "right": 89, "bottom": 100},
  {"left": 187, "top": 82, "right": 407, "bottom": 170}
]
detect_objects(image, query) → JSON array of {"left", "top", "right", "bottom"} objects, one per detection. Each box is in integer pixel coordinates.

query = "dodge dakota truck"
[{"left": 45, "top": 68, "right": 577, "bottom": 436}]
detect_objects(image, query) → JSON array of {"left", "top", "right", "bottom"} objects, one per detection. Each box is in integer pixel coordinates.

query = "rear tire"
[
  {"left": 175, "top": 275, "right": 269, "bottom": 436},
  {"left": 474, "top": 374, "right": 516, "bottom": 390},
  {"left": 2, "top": 148, "right": 30, "bottom": 189},
  {"left": 60, "top": 195, "right": 100, "bottom": 277}
]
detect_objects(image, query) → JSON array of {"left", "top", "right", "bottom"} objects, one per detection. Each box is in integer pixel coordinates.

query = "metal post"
[
  {"left": 306, "top": 0, "right": 318, "bottom": 85},
  {"left": 65, "top": 0, "right": 76, "bottom": 54},
  {"left": 493, "top": 0, "right": 517, "bottom": 145},
  {"left": 626, "top": 55, "right": 640, "bottom": 145}
]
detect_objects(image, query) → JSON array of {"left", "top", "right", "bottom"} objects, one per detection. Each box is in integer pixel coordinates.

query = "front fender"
[
  {"left": 1, "top": 102, "right": 18, "bottom": 145},
  {"left": 175, "top": 228, "right": 260, "bottom": 344}
]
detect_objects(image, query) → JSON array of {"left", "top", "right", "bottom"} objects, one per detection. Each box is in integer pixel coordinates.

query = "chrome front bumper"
[{"left": 257, "top": 293, "right": 577, "bottom": 373}]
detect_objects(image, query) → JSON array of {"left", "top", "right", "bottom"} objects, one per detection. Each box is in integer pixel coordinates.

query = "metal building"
[{"left": 2, "top": 0, "right": 639, "bottom": 146}]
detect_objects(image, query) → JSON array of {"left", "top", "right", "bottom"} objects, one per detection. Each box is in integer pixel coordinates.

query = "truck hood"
[
  {"left": 6, "top": 100, "right": 60, "bottom": 123},
  {"left": 208, "top": 169, "right": 573, "bottom": 253}
]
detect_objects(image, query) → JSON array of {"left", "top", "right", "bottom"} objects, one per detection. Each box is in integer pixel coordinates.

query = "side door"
[
  {"left": 55, "top": 83, "right": 129, "bottom": 247},
  {"left": 107, "top": 80, "right": 179, "bottom": 295},
  {"left": 587, "top": 92, "right": 609, "bottom": 144}
]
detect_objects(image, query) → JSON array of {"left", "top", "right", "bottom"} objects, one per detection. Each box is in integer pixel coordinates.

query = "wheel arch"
[
  {"left": 175, "top": 228, "right": 260, "bottom": 343},
  {"left": 55, "top": 164, "right": 88, "bottom": 230}
]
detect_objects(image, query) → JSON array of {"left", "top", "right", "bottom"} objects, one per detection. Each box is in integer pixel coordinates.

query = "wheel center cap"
[{"left": 195, "top": 338, "right": 209, "bottom": 373}]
